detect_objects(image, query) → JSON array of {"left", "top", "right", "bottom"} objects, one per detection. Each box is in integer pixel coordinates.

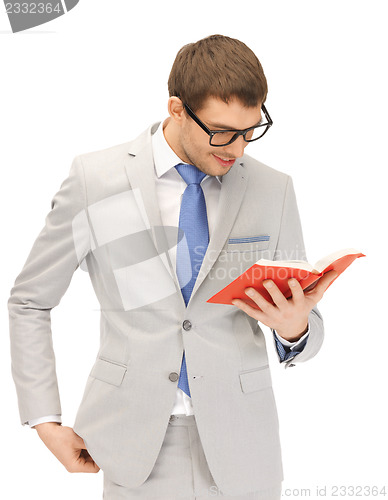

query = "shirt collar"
[{"left": 151, "top": 120, "right": 222, "bottom": 184}]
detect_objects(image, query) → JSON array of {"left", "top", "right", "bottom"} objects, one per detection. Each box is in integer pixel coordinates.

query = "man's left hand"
[{"left": 231, "top": 269, "right": 338, "bottom": 342}]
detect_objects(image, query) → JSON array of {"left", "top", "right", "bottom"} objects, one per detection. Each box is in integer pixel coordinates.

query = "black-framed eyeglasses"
[{"left": 181, "top": 101, "right": 273, "bottom": 147}]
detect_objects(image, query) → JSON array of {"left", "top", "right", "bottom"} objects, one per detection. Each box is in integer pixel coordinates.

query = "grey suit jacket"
[{"left": 8, "top": 122, "right": 324, "bottom": 496}]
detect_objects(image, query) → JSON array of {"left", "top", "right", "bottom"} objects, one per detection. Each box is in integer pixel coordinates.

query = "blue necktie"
[{"left": 175, "top": 163, "right": 209, "bottom": 397}]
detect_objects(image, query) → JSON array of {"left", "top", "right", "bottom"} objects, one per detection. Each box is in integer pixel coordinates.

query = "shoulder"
[
  {"left": 75, "top": 141, "right": 130, "bottom": 171},
  {"left": 74, "top": 122, "right": 158, "bottom": 173},
  {"left": 68, "top": 124, "right": 158, "bottom": 202}
]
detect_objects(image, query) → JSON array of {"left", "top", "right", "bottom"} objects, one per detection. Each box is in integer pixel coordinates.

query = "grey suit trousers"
[{"left": 103, "top": 414, "right": 282, "bottom": 499}]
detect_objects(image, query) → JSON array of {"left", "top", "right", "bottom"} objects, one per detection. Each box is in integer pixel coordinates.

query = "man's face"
[{"left": 178, "top": 96, "right": 262, "bottom": 177}]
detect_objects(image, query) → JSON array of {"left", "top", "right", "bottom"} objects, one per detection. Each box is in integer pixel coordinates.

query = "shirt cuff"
[
  {"left": 28, "top": 415, "right": 62, "bottom": 428},
  {"left": 272, "top": 323, "right": 310, "bottom": 349}
]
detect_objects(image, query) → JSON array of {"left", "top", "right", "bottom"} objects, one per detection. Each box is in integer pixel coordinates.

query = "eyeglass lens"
[{"left": 210, "top": 125, "right": 268, "bottom": 146}]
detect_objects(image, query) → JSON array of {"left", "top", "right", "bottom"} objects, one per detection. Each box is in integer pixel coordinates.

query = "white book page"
[
  {"left": 312, "top": 248, "right": 362, "bottom": 273},
  {"left": 255, "top": 248, "right": 362, "bottom": 274},
  {"left": 255, "top": 258, "right": 314, "bottom": 272}
]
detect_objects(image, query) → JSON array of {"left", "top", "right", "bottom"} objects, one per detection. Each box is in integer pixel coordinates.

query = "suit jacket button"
[
  {"left": 169, "top": 372, "right": 179, "bottom": 382},
  {"left": 182, "top": 320, "right": 192, "bottom": 331}
]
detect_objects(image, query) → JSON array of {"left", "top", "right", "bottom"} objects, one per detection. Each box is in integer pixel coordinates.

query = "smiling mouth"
[{"left": 212, "top": 154, "right": 236, "bottom": 166}]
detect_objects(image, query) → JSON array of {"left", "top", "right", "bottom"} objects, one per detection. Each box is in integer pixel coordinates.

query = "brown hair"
[{"left": 168, "top": 34, "right": 268, "bottom": 112}]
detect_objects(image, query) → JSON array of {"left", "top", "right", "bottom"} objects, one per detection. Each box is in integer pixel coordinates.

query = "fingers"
[
  {"left": 70, "top": 456, "right": 100, "bottom": 473},
  {"left": 244, "top": 279, "right": 304, "bottom": 309},
  {"left": 71, "top": 431, "right": 100, "bottom": 473},
  {"left": 287, "top": 278, "right": 305, "bottom": 303},
  {"left": 37, "top": 424, "right": 100, "bottom": 474},
  {"left": 76, "top": 449, "right": 100, "bottom": 472},
  {"left": 306, "top": 269, "right": 338, "bottom": 302},
  {"left": 262, "top": 280, "right": 288, "bottom": 308},
  {"left": 232, "top": 279, "right": 295, "bottom": 317},
  {"left": 231, "top": 296, "right": 266, "bottom": 321},
  {"left": 231, "top": 282, "right": 283, "bottom": 326}
]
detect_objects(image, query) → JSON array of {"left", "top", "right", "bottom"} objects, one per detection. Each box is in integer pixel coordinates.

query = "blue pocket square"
[{"left": 228, "top": 235, "right": 270, "bottom": 244}]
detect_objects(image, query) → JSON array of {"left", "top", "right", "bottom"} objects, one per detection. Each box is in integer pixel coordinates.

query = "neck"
[{"left": 163, "top": 118, "right": 191, "bottom": 164}]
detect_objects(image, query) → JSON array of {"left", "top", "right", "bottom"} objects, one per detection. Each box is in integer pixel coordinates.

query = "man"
[{"left": 8, "top": 34, "right": 336, "bottom": 499}]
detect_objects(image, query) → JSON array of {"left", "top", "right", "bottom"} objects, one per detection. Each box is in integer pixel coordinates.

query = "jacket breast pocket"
[
  {"left": 226, "top": 235, "right": 270, "bottom": 253},
  {"left": 89, "top": 357, "right": 128, "bottom": 387},
  {"left": 239, "top": 365, "right": 272, "bottom": 393}
]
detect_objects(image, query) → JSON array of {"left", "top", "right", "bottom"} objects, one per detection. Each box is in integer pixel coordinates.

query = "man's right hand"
[{"left": 34, "top": 422, "right": 100, "bottom": 473}]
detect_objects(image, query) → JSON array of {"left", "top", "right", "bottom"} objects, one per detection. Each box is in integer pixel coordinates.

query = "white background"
[{"left": 1, "top": 1, "right": 386, "bottom": 498}]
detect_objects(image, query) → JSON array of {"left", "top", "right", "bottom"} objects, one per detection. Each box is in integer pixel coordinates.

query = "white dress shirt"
[{"left": 28, "top": 119, "right": 308, "bottom": 427}]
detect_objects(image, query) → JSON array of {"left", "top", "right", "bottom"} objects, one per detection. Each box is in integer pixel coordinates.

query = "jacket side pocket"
[{"left": 89, "top": 357, "right": 127, "bottom": 387}]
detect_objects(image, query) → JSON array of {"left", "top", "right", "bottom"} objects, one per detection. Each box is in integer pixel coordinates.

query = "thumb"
[
  {"left": 72, "top": 433, "right": 100, "bottom": 472},
  {"left": 320, "top": 269, "right": 339, "bottom": 290},
  {"left": 305, "top": 269, "right": 338, "bottom": 302},
  {"left": 72, "top": 432, "right": 87, "bottom": 449}
]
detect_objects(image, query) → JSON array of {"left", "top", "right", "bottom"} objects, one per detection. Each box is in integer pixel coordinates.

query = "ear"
[{"left": 167, "top": 97, "right": 186, "bottom": 125}]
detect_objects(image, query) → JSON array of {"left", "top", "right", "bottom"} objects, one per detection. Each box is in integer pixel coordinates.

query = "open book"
[{"left": 207, "top": 248, "right": 365, "bottom": 310}]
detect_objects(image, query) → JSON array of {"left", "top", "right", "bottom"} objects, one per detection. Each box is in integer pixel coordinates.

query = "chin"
[{"left": 213, "top": 163, "right": 234, "bottom": 176}]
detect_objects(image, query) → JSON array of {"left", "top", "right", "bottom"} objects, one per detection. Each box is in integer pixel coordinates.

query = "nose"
[{"left": 224, "top": 135, "right": 247, "bottom": 159}]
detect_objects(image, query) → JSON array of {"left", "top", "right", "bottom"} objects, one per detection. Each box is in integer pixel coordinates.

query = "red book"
[{"left": 207, "top": 248, "right": 365, "bottom": 310}]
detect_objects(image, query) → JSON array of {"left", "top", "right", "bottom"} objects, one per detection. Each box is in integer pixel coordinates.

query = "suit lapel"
[
  {"left": 123, "top": 124, "right": 185, "bottom": 308},
  {"left": 123, "top": 125, "right": 164, "bottom": 239},
  {"left": 189, "top": 160, "right": 248, "bottom": 303},
  {"left": 123, "top": 123, "right": 248, "bottom": 307}
]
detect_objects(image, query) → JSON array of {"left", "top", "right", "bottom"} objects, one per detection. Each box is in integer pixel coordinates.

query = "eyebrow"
[{"left": 206, "top": 117, "right": 263, "bottom": 130}]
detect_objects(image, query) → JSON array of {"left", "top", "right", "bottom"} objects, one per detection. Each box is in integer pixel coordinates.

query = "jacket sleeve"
[
  {"left": 8, "top": 156, "right": 91, "bottom": 425},
  {"left": 273, "top": 175, "right": 324, "bottom": 369}
]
